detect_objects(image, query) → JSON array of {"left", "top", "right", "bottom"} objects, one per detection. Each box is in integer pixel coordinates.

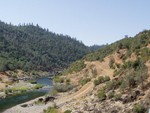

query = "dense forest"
[{"left": 0, "top": 21, "right": 96, "bottom": 72}]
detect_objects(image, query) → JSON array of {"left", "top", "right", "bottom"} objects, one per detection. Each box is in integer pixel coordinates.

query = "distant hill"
[
  {"left": 0, "top": 21, "right": 90, "bottom": 72},
  {"left": 89, "top": 44, "right": 105, "bottom": 51}
]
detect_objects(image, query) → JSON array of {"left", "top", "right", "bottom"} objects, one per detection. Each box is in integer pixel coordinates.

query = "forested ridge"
[{"left": 0, "top": 21, "right": 91, "bottom": 72}]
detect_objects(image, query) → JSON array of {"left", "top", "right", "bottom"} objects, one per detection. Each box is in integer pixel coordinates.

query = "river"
[{"left": 0, "top": 77, "right": 53, "bottom": 113}]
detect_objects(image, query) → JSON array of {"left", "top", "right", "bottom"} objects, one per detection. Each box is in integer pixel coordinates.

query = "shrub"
[
  {"left": 105, "top": 79, "right": 122, "bottom": 92},
  {"left": 43, "top": 107, "right": 58, "bottom": 113},
  {"left": 98, "top": 76, "right": 104, "bottom": 83},
  {"left": 93, "top": 79, "right": 100, "bottom": 86},
  {"left": 54, "top": 84, "right": 74, "bottom": 92},
  {"left": 64, "top": 110, "right": 72, "bottom": 113},
  {"left": 30, "top": 80, "right": 37, "bottom": 84},
  {"left": 53, "top": 76, "right": 64, "bottom": 83},
  {"left": 92, "top": 69, "right": 97, "bottom": 77},
  {"left": 79, "top": 78, "right": 90, "bottom": 86},
  {"left": 120, "top": 80, "right": 128, "bottom": 91},
  {"left": 93, "top": 76, "right": 104, "bottom": 86},
  {"left": 34, "top": 84, "right": 43, "bottom": 89},
  {"left": 133, "top": 104, "right": 146, "bottom": 113},
  {"left": 65, "top": 60, "right": 86, "bottom": 74},
  {"left": 114, "top": 93, "right": 122, "bottom": 101},
  {"left": 109, "top": 58, "right": 115, "bottom": 69},
  {"left": 98, "top": 88, "right": 106, "bottom": 101},
  {"left": 66, "top": 79, "right": 70, "bottom": 83},
  {"left": 49, "top": 88, "right": 58, "bottom": 96},
  {"left": 104, "top": 76, "right": 110, "bottom": 82},
  {"left": 105, "top": 81, "right": 114, "bottom": 92},
  {"left": 107, "top": 91, "right": 115, "bottom": 99},
  {"left": 94, "top": 76, "right": 110, "bottom": 86},
  {"left": 5, "top": 88, "right": 12, "bottom": 94}
]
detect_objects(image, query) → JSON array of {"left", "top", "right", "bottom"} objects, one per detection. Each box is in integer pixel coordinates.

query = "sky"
[{"left": 0, "top": 0, "right": 150, "bottom": 46}]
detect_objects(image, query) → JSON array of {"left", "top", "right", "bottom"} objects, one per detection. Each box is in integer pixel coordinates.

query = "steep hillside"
[
  {"left": 52, "top": 30, "right": 150, "bottom": 113},
  {"left": 0, "top": 21, "right": 89, "bottom": 72}
]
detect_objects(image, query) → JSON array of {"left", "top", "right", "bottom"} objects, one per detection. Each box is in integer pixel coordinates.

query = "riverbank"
[
  {"left": 0, "top": 70, "right": 52, "bottom": 99},
  {"left": 3, "top": 82, "right": 94, "bottom": 113},
  {"left": 3, "top": 95, "right": 55, "bottom": 113},
  {"left": 0, "top": 80, "right": 43, "bottom": 99},
  {"left": 0, "top": 77, "right": 53, "bottom": 112}
]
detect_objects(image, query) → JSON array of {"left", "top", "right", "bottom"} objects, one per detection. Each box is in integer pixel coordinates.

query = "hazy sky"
[{"left": 0, "top": 0, "right": 150, "bottom": 46}]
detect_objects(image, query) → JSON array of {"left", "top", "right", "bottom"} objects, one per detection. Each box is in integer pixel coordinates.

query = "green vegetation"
[
  {"left": 93, "top": 76, "right": 110, "bottom": 86},
  {"left": 107, "top": 91, "right": 115, "bottom": 99},
  {"left": 5, "top": 86, "right": 30, "bottom": 95},
  {"left": 64, "top": 110, "right": 72, "bottom": 113},
  {"left": 34, "top": 99, "right": 44, "bottom": 105},
  {"left": 114, "top": 93, "right": 122, "bottom": 101},
  {"left": 54, "top": 84, "right": 74, "bottom": 92},
  {"left": 105, "top": 79, "right": 122, "bottom": 92},
  {"left": 0, "top": 21, "right": 90, "bottom": 72},
  {"left": 53, "top": 76, "right": 64, "bottom": 83},
  {"left": 109, "top": 58, "right": 115, "bottom": 69},
  {"left": 43, "top": 107, "right": 58, "bottom": 113},
  {"left": 85, "top": 30, "right": 150, "bottom": 62},
  {"left": 48, "top": 88, "right": 58, "bottom": 96},
  {"left": 133, "top": 104, "right": 146, "bottom": 113},
  {"left": 34, "top": 84, "right": 43, "bottom": 89},
  {"left": 4, "top": 83, "right": 43, "bottom": 95},
  {"left": 79, "top": 77, "right": 90, "bottom": 86},
  {"left": 97, "top": 88, "right": 106, "bottom": 101},
  {"left": 64, "top": 60, "right": 86, "bottom": 74}
]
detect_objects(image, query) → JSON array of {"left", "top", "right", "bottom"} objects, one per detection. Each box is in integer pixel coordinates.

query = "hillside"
[
  {"left": 0, "top": 21, "right": 90, "bottom": 72},
  {"left": 50, "top": 30, "right": 150, "bottom": 113}
]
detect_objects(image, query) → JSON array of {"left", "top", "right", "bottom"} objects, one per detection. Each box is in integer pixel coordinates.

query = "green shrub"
[
  {"left": 66, "top": 79, "right": 70, "bottom": 83},
  {"left": 114, "top": 93, "right": 122, "bottom": 101},
  {"left": 53, "top": 76, "right": 64, "bottom": 83},
  {"left": 93, "top": 76, "right": 104, "bottom": 86},
  {"left": 43, "top": 107, "right": 58, "bottom": 113},
  {"left": 64, "top": 110, "right": 72, "bottom": 113},
  {"left": 104, "top": 76, "right": 110, "bottom": 82},
  {"left": 65, "top": 60, "right": 86, "bottom": 74},
  {"left": 49, "top": 88, "right": 58, "bottom": 96},
  {"left": 79, "top": 78, "right": 90, "bottom": 86},
  {"left": 107, "top": 91, "right": 115, "bottom": 99},
  {"left": 5, "top": 88, "right": 12, "bottom": 94},
  {"left": 98, "top": 76, "right": 104, "bottom": 83},
  {"left": 29, "top": 80, "right": 37, "bottom": 84},
  {"left": 109, "top": 58, "right": 115, "bottom": 69},
  {"left": 54, "top": 84, "right": 73, "bottom": 92},
  {"left": 105, "top": 79, "right": 122, "bottom": 92},
  {"left": 105, "top": 81, "right": 114, "bottom": 92},
  {"left": 93, "top": 79, "right": 100, "bottom": 86},
  {"left": 94, "top": 76, "right": 110, "bottom": 86},
  {"left": 34, "top": 84, "right": 43, "bottom": 89},
  {"left": 98, "top": 88, "right": 106, "bottom": 101},
  {"left": 133, "top": 104, "right": 146, "bottom": 113}
]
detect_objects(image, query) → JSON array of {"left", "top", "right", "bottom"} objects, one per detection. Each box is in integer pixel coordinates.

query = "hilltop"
[{"left": 0, "top": 21, "right": 91, "bottom": 73}]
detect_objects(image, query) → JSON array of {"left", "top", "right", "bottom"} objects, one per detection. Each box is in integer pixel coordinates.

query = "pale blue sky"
[{"left": 0, "top": 0, "right": 150, "bottom": 46}]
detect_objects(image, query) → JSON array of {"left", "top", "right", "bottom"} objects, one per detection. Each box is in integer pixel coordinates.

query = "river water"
[{"left": 0, "top": 77, "right": 52, "bottom": 113}]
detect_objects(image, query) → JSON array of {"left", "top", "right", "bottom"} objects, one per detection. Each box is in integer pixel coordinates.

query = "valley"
[{"left": 0, "top": 22, "right": 150, "bottom": 113}]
